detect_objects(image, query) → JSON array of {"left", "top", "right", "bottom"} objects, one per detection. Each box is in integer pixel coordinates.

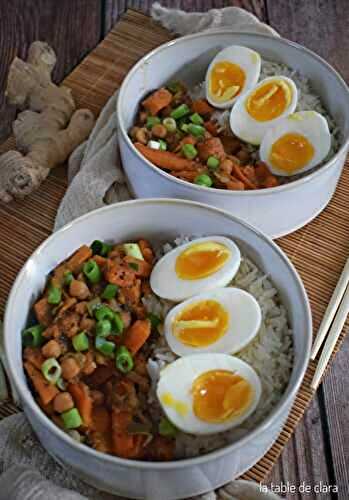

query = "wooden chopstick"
[
  {"left": 311, "top": 281, "right": 349, "bottom": 390},
  {"left": 311, "top": 257, "right": 349, "bottom": 360}
]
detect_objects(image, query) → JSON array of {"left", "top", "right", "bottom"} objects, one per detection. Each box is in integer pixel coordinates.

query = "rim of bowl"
[
  {"left": 117, "top": 30, "right": 349, "bottom": 197},
  {"left": 4, "top": 198, "right": 312, "bottom": 470}
]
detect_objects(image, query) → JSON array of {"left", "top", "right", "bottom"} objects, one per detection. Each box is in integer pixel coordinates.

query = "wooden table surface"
[{"left": 0, "top": 1, "right": 348, "bottom": 499}]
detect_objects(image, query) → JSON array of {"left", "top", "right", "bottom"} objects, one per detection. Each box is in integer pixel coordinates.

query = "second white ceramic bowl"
[
  {"left": 4, "top": 199, "right": 311, "bottom": 499},
  {"left": 117, "top": 31, "right": 349, "bottom": 238}
]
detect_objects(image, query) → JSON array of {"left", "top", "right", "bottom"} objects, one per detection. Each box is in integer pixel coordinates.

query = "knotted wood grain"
[{"left": 0, "top": 9, "right": 348, "bottom": 486}]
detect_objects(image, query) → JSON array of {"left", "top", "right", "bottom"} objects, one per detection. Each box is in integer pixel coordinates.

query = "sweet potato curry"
[
  {"left": 22, "top": 239, "right": 176, "bottom": 461},
  {"left": 129, "top": 82, "right": 280, "bottom": 190}
]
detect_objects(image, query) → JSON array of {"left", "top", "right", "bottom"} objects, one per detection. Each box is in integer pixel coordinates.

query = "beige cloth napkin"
[
  {"left": 54, "top": 2, "right": 278, "bottom": 230},
  {"left": 0, "top": 4, "right": 281, "bottom": 500}
]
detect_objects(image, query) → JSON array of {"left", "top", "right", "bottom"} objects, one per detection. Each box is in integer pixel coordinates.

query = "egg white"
[
  {"left": 157, "top": 353, "right": 262, "bottom": 435},
  {"left": 164, "top": 288, "right": 262, "bottom": 357},
  {"left": 205, "top": 45, "right": 261, "bottom": 109},
  {"left": 259, "top": 110, "right": 332, "bottom": 176},
  {"left": 230, "top": 76, "right": 298, "bottom": 145},
  {"left": 150, "top": 236, "right": 241, "bottom": 302}
]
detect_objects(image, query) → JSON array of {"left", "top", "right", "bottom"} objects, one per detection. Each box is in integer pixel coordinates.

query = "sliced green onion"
[
  {"left": 123, "top": 243, "right": 144, "bottom": 260},
  {"left": 95, "top": 305, "right": 115, "bottom": 322},
  {"left": 96, "top": 319, "right": 112, "bottom": 338},
  {"left": 115, "top": 346, "right": 134, "bottom": 374},
  {"left": 90, "top": 240, "right": 112, "bottom": 256},
  {"left": 159, "top": 417, "right": 178, "bottom": 438},
  {"left": 41, "top": 358, "right": 62, "bottom": 384},
  {"left": 87, "top": 297, "right": 101, "bottom": 317},
  {"left": 207, "top": 156, "right": 220, "bottom": 170},
  {"left": 56, "top": 377, "right": 66, "bottom": 391},
  {"left": 47, "top": 285, "right": 61, "bottom": 305},
  {"left": 163, "top": 117, "right": 177, "bottom": 132},
  {"left": 148, "top": 140, "right": 161, "bottom": 150},
  {"left": 22, "top": 324, "right": 44, "bottom": 347},
  {"left": 111, "top": 313, "right": 124, "bottom": 336},
  {"left": 194, "top": 174, "right": 213, "bottom": 188},
  {"left": 190, "top": 112, "right": 204, "bottom": 125},
  {"left": 180, "top": 123, "right": 189, "bottom": 133},
  {"left": 159, "top": 139, "right": 167, "bottom": 151},
  {"left": 83, "top": 260, "right": 102, "bottom": 284},
  {"left": 187, "top": 124, "right": 205, "bottom": 137},
  {"left": 166, "top": 81, "right": 181, "bottom": 93},
  {"left": 170, "top": 104, "right": 190, "bottom": 120},
  {"left": 61, "top": 408, "right": 82, "bottom": 429},
  {"left": 95, "top": 336, "right": 115, "bottom": 357},
  {"left": 102, "top": 283, "right": 119, "bottom": 300},
  {"left": 63, "top": 271, "right": 74, "bottom": 286},
  {"left": 148, "top": 313, "right": 161, "bottom": 331},
  {"left": 182, "top": 143, "right": 198, "bottom": 160},
  {"left": 72, "top": 331, "right": 89, "bottom": 352},
  {"left": 146, "top": 116, "right": 161, "bottom": 130}
]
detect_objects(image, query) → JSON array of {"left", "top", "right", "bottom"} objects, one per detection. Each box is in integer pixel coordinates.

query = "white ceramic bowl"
[
  {"left": 4, "top": 199, "right": 312, "bottom": 500},
  {"left": 117, "top": 31, "right": 349, "bottom": 238}
]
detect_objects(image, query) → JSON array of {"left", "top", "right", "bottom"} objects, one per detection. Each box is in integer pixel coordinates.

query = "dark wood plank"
[
  {"left": 266, "top": 0, "right": 349, "bottom": 82},
  {"left": 0, "top": 0, "right": 102, "bottom": 141},
  {"left": 267, "top": 394, "right": 333, "bottom": 499},
  {"left": 103, "top": 0, "right": 267, "bottom": 34},
  {"left": 321, "top": 336, "right": 349, "bottom": 499}
]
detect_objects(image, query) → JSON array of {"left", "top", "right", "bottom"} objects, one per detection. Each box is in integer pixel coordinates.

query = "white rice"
[
  {"left": 143, "top": 236, "right": 293, "bottom": 459},
  {"left": 190, "top": 59, "right": 342, "bottom": 181}
]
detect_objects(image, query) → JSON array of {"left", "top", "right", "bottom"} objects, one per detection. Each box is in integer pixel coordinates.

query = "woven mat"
[{"left": 1, "top": 9, "right": 348, "bottom": 485}]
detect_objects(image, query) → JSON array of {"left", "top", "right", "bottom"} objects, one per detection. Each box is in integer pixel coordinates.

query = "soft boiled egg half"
[
  {"left": 150, "top": 237, "right": 241, "bottom": 302},
  {"left": 164, "top": 288, "right": 261, "bottom": 356},
  {"left": 205, "top": 45, "right": 261, "bottom": 109},
  {"left": 260, "top": 111, "right": 331, "bottom": 176},
  {"left": 157, "top": 354, "right": 261, "bottom": 434},
  {"left": 230, "top": 76, "right": 298, "bottom": 145}
]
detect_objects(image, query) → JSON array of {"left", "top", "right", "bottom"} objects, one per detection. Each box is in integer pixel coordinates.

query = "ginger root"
[{"left": 0, "top": 41, "right": 95, "bottom": 202}]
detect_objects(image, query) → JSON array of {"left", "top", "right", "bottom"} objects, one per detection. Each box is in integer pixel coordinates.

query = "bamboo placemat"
[{"left": 1, "top": 9, "right": 348, "bottom": 485}]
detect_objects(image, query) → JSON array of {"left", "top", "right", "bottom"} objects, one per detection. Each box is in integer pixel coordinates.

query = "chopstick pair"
[{"left": 311, "top": 257, "right": 349, "bottom": 390}]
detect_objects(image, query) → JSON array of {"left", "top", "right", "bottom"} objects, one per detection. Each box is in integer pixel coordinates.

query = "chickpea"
[
  {"left": 95, "top": 352, "right": 109, "bottom": 365},
  {"left": 61, "top": 357, "right": 81, "bottom": 380},
  {"left": 53, "top": 392, "right": 74, "bottom": 413},
  {"left": 80, "top": 316, "right": 96, "bottom": 332},
  {"left": 151, "top": 124, "right": 167, "bottom": 139},
  {"left": 82, "top": 351, "right": 97, "bottom": 375},
  {"left": 220, "top": 158, "right": 234, "bottom": 175},
  {"left": 69, "top": 279, "right": 90, "bottom": 300},
  {"left": 41, "top": 340, "right": 61, "bottom": 359},
  {"left": 129, "top": 126, "right": 140, "bottom": 140},
  {"left": 135, "top": 127, "right": 150, "bottom": 145},
  {"left": 91, "top": 390, "right": 104, "bottom": 406},
  {"left": 75, "top": 301, "right": 87, "bottom": 315}
]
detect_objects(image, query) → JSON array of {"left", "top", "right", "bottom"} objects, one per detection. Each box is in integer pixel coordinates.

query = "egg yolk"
[
  {"left": 192, "top": 370, "right": 253, "bottom": 423},
  {"left": 160, "top": 392, "right": 189, "bottom": 416},
  {"left": 173, "top": 300, "right": 229, "bottom": 347},
  {"left": 175, "top": 241, "right": 231, "bottom": 280},
  {"left": 246, "top": 80, "right": 291, "bottom": 122},
  {"left": 209, "top": 61, "right": 246, "bottom": 102},
  {"left": 269, "top": 132, "right": 315, "bottom": 173}
]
